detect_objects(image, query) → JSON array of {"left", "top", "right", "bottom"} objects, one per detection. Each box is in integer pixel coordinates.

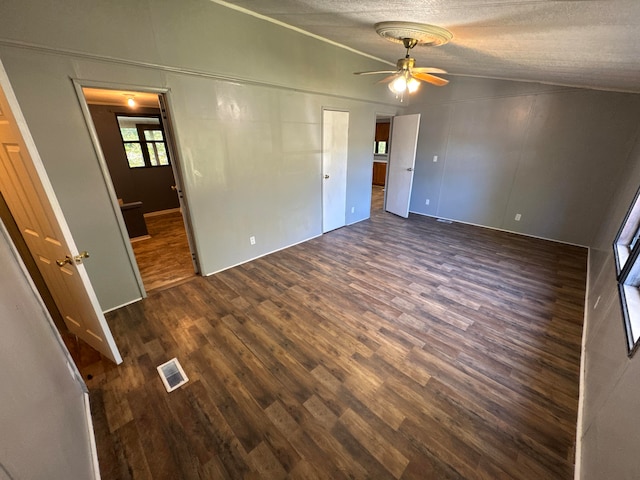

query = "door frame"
[{"left": 72, "top": 80, "right": 200, "bottom": 300}]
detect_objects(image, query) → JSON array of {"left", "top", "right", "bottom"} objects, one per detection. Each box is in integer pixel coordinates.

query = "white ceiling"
[{"left": 214, "top": 0, "right": 640, "bottom": 93}]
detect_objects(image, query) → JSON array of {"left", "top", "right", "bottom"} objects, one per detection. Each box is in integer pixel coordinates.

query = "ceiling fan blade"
[
  {"left": 353, "top": 70, "right": 398, "bottom": 76},
  {"left": 411, "top": 67, "right": 448, "bottom": 74},
  {"left": 413, "top": 72, "right": 450, "bottom": 87},
  {"left": 377, "top": 74, "right": 399, "bottom": 84}
]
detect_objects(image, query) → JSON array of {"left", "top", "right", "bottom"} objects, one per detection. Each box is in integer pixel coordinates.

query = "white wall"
[
  {"left": 0, "top": 223, "right": 96, "bottom": 479},
  {"left": 0, "top": 0, "right": 398, "bottom": 310},
  {"left": 406, "top": 76, "right": 640, "bottom": 246},
  {"left": 579, "top": 133, "right": 640, "bottom": 478}
]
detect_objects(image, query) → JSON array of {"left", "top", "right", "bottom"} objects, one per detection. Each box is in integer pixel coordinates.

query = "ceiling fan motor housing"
[{"left": 397, "top": 57, "right": 415, "bottom": 71}]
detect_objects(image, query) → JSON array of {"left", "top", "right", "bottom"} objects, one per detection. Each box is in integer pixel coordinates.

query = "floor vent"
[
  {"left": 157, "top": 358, "right": 189, "bottom": 392},
  {"left": 436, "top": 218, "right": 453, "bottom": 224}
]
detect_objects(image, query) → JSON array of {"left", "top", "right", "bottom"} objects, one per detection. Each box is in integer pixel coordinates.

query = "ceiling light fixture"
[
  {"left": 125, "top": 95, "right": 136, "bottom": 107},
  {"left": 355, "top": 22, "right": 452, "bottom": 102}
]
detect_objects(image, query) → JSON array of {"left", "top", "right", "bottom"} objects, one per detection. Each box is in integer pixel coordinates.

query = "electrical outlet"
[
  {"left": 249, "top": 236, "right": 256, "bottom": 245},
  {"left": 425, "top": 199, "right": 430, "bottom": 205},
  {"left": 515, "top": 214, "right": 522, "bottom": 221},
  {"left": 433, "top": 155, "right": 438, "bottom": 162}
]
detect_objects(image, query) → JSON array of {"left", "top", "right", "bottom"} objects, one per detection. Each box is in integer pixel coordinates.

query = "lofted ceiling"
[{"left": 213, "top": 0, "right": 640, "bottom": 93}]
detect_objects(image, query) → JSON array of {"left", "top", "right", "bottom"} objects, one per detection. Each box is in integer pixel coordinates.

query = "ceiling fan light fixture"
[
  {"left": 389, "top": 75, "right": 408, "bottom": 94},
  {"left": 407, "top": 77, "right": 421, "bottom": 93},
  {"left": 354, "top": 21, "right": 450, "bottom": 99}
]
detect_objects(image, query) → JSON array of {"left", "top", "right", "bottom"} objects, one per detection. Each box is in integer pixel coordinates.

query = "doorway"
[
  {"left": 372, "top": 115, "right": 391, "bottom": 212},
  {"left": 81, "top": 87, "right": 197, "bottom": 293}
]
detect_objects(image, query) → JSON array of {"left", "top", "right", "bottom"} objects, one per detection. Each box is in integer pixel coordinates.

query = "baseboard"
[
  {"left": 408, "top": 210, "right": 589, "bottom": 248},
  {"left": 102, "top": 295, "right": 143, "bottom": 314},
  {"left": 84, "top": 392, "right": 102, "bottom": 479},
  {"left": 574, "top": 247, "right": 591, "bottom": 480},
  {"left": 129, "top": 235, "right": 151, "bottom": 243},
  {"left": 144, "top": 208, "right": 181, "bottom": 218},
  {"left": 204, "top": 233, "right": 323, "bottom": 277}
]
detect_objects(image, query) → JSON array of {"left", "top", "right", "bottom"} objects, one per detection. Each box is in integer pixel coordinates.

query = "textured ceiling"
[{"left": 214, "top": 0, "right": 640, "bottom": 93}]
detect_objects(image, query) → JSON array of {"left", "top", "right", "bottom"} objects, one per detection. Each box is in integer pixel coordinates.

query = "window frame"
[
  {"left": 116, "top": 114, "right": 171, "bottom": 169},
  {"left": 613, "top": 185, "right": 640, "bottom": 356}
]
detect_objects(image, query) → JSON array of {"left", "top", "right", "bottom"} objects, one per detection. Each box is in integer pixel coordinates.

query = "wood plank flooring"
[
  {"left": 81, "top": 206, "right": 587, "bottom": 479},
  {"left": 131, "top": 211, "right": 195, "bottom": 291},
  {"left": 371, "top": 184, "right": 384, "bottom": 212}
]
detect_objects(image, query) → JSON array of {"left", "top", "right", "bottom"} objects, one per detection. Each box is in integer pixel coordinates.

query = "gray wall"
[
  {"left": 406, "top": 76, "right": 640, "bottom": 246},
  {"left": 0, "top": 223, "right": 95, "bottom": 479},
  {"left": 88, "top": 104, "right": 179, "bottom": 214},
  {"left": 579, "top": 132, "right": 640, "bottom": 479},
  {"left": 0, "top": 0, "right": 398, "bottom": 310}
]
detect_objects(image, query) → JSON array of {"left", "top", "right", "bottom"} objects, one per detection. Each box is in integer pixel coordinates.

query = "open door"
[
  {"left": 385, "top": 114, "right": 421, "bottom": 218},
  {"left": 322, "top": 109, "right": 349, "bottom": 233},
  {"left": 0, "top": 66, "right": 122, "bottom": 364}
]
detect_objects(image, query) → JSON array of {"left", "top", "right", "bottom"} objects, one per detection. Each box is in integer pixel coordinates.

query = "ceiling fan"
[{"left": 354, "top": 22, "right": 452, "bottom": 97}]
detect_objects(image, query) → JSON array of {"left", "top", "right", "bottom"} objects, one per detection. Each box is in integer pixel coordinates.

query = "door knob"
[
  {"left": 57, "top": 251, "right": 90, "bottom": 267},
  {"left": 74, "top": 251, "right": 90, "bottom": 264},
  {"left": 324, "top": 174, "right": 330, "bottom": 179},
  {"left": 171, "top": 185, "right": 177, "bottom": 191},
  {"left": 406, "top": 167, "right": 413, "bottom": 172},
  {"left": 56, "top": 255, "right": 73, "bottom": 267}
]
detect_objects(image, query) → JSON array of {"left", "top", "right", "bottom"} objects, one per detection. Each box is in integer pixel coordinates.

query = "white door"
[
  {"left": 0, "top": 69, "right": 122, "bottom": 364},
  {"left": 385, "top": 114, "right": 421, "bottom": 218},
  {"left": 322, "top": 110, "right": 349, "bottom": 233}
]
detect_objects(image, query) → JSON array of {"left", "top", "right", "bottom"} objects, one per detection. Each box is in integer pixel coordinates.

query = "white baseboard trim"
[
  {"left": 102, "top": 295, "right": 144, "bottom": 314},
  {"left": 84, "top": 392, "right": 102, "bottom": 480},
  {"left": 204, "top": 233, "right": 323, "bottom": 277},
  {"left": 408, "top": 210, "right": 589, "bottom": 248},
  {"left": 574, "top": 247, "right": 591, "bottom": 480}
]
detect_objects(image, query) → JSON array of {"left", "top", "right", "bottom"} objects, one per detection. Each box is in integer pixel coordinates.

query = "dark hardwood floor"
[
  {"left": 132, "top": 211, "right": 195, "bottom": 292},
  {"left": 81, "top": 205, "right": 587, "bottom": 479}
]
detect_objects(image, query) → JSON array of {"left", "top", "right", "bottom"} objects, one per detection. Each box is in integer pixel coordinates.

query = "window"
[
  {"left": 613, "top": 186, "right": 640, "bottom": 356},
  {"left": 117, "top": 115, "right": 170, "bottom": 168}
]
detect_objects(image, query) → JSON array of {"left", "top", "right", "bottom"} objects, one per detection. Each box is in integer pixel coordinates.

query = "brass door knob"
[
  {"left": 74, "top": 251, "right": 90, "bottom": 264},
  {"left": 56, "top": 255, "right": 73, "bottom": 267}
]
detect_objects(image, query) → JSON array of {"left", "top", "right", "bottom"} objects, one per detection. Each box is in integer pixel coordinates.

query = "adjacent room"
[{"left": 1, "top": 1, "right": 639, "bottom": 479}]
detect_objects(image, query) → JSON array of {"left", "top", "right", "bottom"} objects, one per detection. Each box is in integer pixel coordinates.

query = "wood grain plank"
[{"left": 79, "top": 204, "right": 586, "bottom": 479}]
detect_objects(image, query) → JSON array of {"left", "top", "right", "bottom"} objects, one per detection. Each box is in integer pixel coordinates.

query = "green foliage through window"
[{"left": 117, "top": 115, "right": 171, "bottom": 169}]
